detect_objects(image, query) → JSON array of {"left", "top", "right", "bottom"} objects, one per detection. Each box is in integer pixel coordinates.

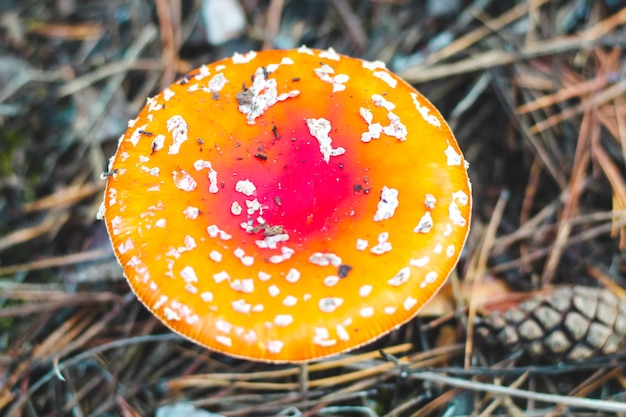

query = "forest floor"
[{"left": 1, "top": 1, "right": 626, "bottom": 416}]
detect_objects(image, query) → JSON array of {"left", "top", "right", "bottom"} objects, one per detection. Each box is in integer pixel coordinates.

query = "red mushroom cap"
[{"left": 101, "top": 47, "right": 472, "bottom": 363}]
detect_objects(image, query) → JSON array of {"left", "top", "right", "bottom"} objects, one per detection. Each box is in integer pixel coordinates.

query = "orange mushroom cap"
[{"left": 100, "top": 47, "right": 472, "bottom": 363}]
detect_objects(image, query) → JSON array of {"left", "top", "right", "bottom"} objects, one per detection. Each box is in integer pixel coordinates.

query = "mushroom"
[{"left": 100, "top": 47, "right": 472, "bottom": 363}]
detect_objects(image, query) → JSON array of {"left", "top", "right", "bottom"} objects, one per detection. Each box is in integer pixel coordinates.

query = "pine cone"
[{"left": 476, "top": 286, "right": 626, "bottom": 361}]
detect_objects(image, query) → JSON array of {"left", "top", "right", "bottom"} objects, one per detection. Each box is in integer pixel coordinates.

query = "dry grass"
[{"left": 1, "top": 0, "right": 625, "bottom": 416}]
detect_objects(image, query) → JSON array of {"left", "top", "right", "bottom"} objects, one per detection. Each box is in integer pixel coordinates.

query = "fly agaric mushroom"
[{"left": 99, "top": 47, "right": 471, "bottom": 363}]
